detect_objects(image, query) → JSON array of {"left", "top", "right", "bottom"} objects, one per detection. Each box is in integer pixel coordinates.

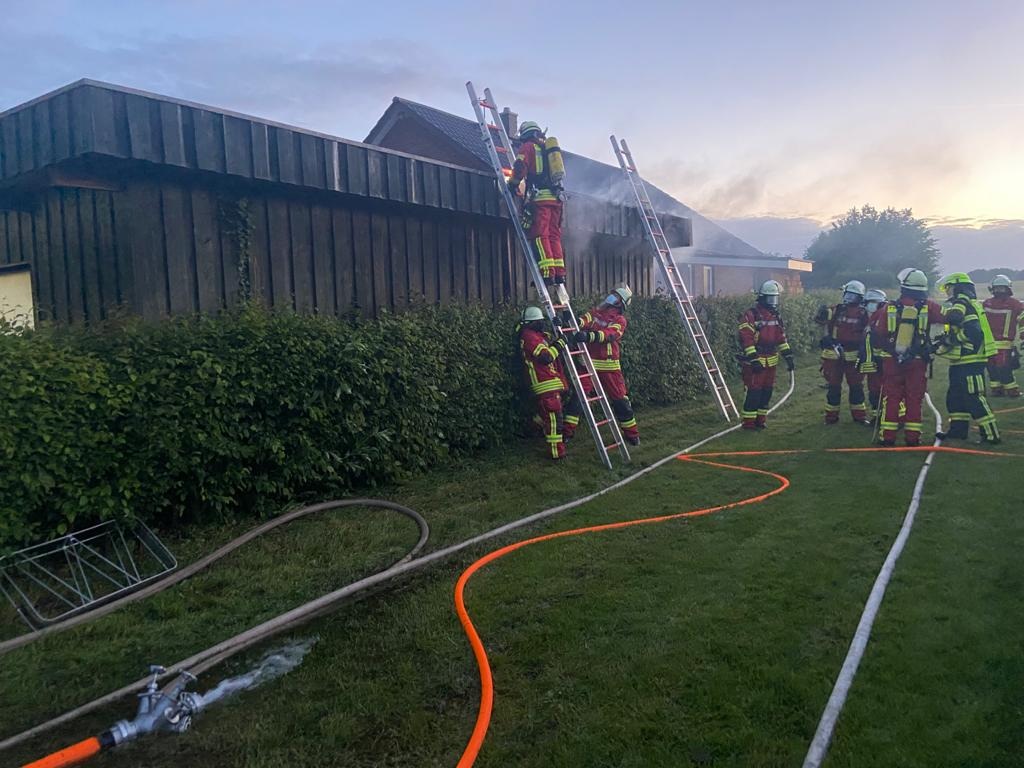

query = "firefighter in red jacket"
[
  {"left": 982, "top": 274, "right": 1024, "bottom": 397},
  {"left": 518, "top": 306, "right": 569, "bottom": 460},
  {"left": 815, "top": 280, "right": 872, "bottom": 424},
  {"left": 868, "top": 269, "right": 944, "bottom": 447},
  {"left": 573, "top": 285, "right": 640, "bottom": 445},
  {"left": 858, "top": 288, "right": 889, "bottom": 420},
  {"left": 738, "top": 280, "right": 795, "bottom": 430},
  {"left": 508, "top": 121, "right": 566, "bottom": 287}
]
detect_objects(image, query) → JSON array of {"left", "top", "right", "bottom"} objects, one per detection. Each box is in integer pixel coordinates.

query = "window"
[
  {"left": 703, "top": 266, "right": 714, "bottom": 296},
  {"left": 0, "top": 263, "right": 35, "bottom": 329}
]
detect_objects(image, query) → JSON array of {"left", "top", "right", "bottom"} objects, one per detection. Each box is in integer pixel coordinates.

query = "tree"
[{"left": 803, "top": 206, "right": 940, "bottom": 290}]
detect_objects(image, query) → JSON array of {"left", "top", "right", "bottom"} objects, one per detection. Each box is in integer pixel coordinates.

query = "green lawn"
[{"left": 2, "top": 361, "right": 1020, "bottom": 767}]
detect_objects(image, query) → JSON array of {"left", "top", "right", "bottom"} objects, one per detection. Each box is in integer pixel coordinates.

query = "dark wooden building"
[{"left": 0, "top": 80, "right": 691, "bottom": 324}]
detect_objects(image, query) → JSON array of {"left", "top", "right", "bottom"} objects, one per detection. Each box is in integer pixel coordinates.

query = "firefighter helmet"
[
  {"left": 841, "top": 280, "right": 866, "bottom": 304},
  {"left": 521, "top": 305, "right": 544, "bottom": 323},
  {"left": 603, "top": 284, "right": 633, "bottom": 309},
  {"left": 518, "top": 121, "right": 543, "bottom": 140},
  {"left": 939, "top": 272, "right": 976, "bottom": 299},
  {"left": 899, "top": 269, "right": 929, "bottom": 291},
  {"left": 990, "top": 274, "right": 1013, "bottom": 295},
  {"left": 864, "top": 288, "right": 887, "bottom": 313},
  {"left": 757, "top": 279, "right": 782, "bottom": 308}
]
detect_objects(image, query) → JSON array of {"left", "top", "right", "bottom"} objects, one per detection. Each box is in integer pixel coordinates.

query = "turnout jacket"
[
  {"left": 817, "top": 303, "right": 871, "bottom": 362},
  {"left": 982, "top": 294, "right": 1024, "bottom": 350},
  {"left": 519, "top": 326, "right": 567, "bottom": 395},
  {"left": 579, "top": 306, "right": 628, "bottom": 372},
  {"left": 738, "top": 305, "right": 792, "bottom": 367}
]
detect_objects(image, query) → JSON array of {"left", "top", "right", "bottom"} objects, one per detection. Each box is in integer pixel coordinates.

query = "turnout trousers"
[
  {"left": 946, "top": 363, "right": 999, "bottom": 441},
  {"left": 741, "top": 364, "right": 778, "bottom": 429},
  {"left": 880, "top": 358, "right": 927, "bottom": 446},
  {"left": 596, "top": 370, "right": 639, "bottom": 441},
  {"left": 533, "top": 391, "right": 566, "bottom": 459},
  {"left": 987, "top": 350, "right": 1019, "bottom": 396},
  {"left": 822, "top": 358, "right": 867, "bottom": 422},
  {"left": 526, "top": 201, "right": 566, "bottom": 283}
]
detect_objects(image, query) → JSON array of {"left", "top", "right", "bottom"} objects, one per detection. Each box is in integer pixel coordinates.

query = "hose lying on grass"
[{"left": 1, "top": 373, "right": 796, "bottom": 762}]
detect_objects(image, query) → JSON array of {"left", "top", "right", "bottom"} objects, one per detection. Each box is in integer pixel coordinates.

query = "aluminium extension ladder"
[
  {"left": 610, "top": 136, "right": 740, "bottom": 421},
  {"left": 467, "top": 82, "right": 630, "bottom": 469}
]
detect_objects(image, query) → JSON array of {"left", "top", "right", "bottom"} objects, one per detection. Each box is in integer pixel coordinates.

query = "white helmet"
[
  {"left": 758, "top": 279, "right": 782, "bottom": 307},
  {"left": 899, "top": 269, "right": 929, "bottom": 292},
  {"left": 990, "top": 274, "right": 1013, "bottom": 295},
  {"left": 841, "top": 280, "right": 866, "bottom": 304},
  {"left": 864, "top": 288, "right": 887, "bottom": 313},
  {"left": 521, "top": 305, "right": 544, "bottom": 323}
]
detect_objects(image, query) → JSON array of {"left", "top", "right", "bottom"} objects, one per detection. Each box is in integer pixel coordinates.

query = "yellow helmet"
[{"left": 939, "top": 272, "right": 974, "bottom": 298}]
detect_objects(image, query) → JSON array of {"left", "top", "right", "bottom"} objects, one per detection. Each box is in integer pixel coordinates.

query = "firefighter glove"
[
  {"left": 750, "top": 358, "right": 765, "bottom": 373},
  {"left": 819, "top": 335, "right": 836, "bottom": 350},
  {"left": 785, "top": 355, "right": 795, "bottom": 372},
  {"left": 573, "top": 331, "right": 592, "bottom": 344},
  {"left": 814, "top": 304, "right": 830, "bottom": 323}
]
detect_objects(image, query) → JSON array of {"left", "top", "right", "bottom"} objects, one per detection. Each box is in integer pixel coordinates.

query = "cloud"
[{"left": 0, "top": 31, "right": 453, "bottom": 138}]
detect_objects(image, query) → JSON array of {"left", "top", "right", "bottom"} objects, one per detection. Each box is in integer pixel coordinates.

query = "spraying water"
[{"left": 194, "top": 637, "right": 317, "bottom": 710}]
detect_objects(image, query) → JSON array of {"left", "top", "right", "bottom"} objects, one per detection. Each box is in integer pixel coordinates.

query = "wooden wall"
[{"left": 0, "top": 174, "right": 653, "bottom": 323}]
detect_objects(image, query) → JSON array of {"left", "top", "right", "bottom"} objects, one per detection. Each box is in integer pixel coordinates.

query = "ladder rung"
[
  {"left": 586, "top": 395, "right": 603, "bottom": 403},
  {"left": 578, "top": 372, "right": 593, "bottom": 380},
  {"left": 479, "top": 99, "right": 496, "bottom": 108},
  {"left": 495, "top": 146, "right": 508, "bottom": 153},
  {"left": 594, "top": 419, "right": 610, "bottom": 428},
  {"left": 605, "top": 442, "right": 620, "bottom": 451},
  {"left": 569, "top": 349, "right": 586, "bottom": 356}
]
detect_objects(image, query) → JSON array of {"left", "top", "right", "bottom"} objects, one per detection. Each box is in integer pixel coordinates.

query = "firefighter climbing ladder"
[
  {"left": 610, "top": 137, "right": 740, "bottom": 421},
  {"left": 467, "top": 82, "right": 629, "bottom": 469}
]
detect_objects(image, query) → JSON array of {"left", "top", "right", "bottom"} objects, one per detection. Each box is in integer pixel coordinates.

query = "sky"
[{"left": 3, "top": 0, "right": 1022, "bottom": 272}]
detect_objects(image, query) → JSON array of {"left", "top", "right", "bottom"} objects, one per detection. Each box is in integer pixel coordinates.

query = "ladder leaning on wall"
[{"left": 609, "top": 136, "right": 740, "bottom": 422}]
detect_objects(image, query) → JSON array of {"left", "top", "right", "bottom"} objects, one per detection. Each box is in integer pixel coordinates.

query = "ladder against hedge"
[{"left": 467, "top": 82, "right": 630, "bottom": 469}]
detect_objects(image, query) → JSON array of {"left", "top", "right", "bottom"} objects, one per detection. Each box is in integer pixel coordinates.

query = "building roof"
[{"left": 367, "top": 97, "right": 795, "bottom": 268}]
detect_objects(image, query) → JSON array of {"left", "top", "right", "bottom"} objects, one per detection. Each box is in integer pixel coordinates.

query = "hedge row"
[{"left": 0, "top": 291, "right": 829, "bottom": 547}]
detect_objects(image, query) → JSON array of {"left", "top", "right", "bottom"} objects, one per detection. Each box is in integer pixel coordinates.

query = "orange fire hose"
[
  {"left": 453, "top": 454, "right": 788, "bottom": 768},
  {"left": 21, "top": 737, "right": 102, "bottom": 768},
  {"left": 452, "top": 445, "right": 1014, "bottom": 766}
]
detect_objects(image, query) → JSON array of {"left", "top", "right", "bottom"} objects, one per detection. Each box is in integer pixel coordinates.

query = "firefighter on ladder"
[
  {"left": 934, "top": 273, "right": 1000, "bottom": 444},
  {"left": 738, "top": 280, "right": 795, "bottom": 430},
  {"left": 518, "top": 306, "right": 571, "bottom": 460},
  {"left": 815, "top": 280, "right": 872, "bottom": 424},
  {"left": 573, "top": 285, "right": 640, "bottom": 445},
  {"left": 859, "top": 288, "right": 889, "bottom": 421},
  {"left": 982, "top": 274, "right": 1024, "bottom": 397},
  {"left": 508, "top": 121, "right": 567, "bottom": 289},
  {"left": 868, "top": 269, "right": 944, "bottom": 447}
]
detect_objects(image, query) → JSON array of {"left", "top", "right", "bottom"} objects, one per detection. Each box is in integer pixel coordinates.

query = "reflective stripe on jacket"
[{"left": 580, "top": 306, "right": 627, "bottom": 371}]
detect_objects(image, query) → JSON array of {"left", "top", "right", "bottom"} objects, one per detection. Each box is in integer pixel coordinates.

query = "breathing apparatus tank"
[
  {"left": 892, "top": 304, "right": 920, "bottom": 357},
  {"left": 543, "top": 136, "right": 565, "bottom": 186}
]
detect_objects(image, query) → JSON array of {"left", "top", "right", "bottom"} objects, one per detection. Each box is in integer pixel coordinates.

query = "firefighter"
[
  {"left": 508, "top": 121, "right": 566, "bottom": 288},
  {"left": 856, "top": 288, "right": 888, "bottom": 421},
  {"left": 814, "top": 280, "right": 872, "bottom": 424},
  {"left": 868, "top": 269, "right": 944, "bottom": 446},
  {"left": 518, "top": 306, "right": 569, "bottom": 460},
  {"left": 573, "top": 284, "right": 640, "bottom": 445},
  {"left": 982, "top": 274, "right": 1024, "bottom": 397},
  {"left": 738, "top": 280, "right": 795, "bottom": 430},
  {"left": 859, "top": 288, "right": 889, "bottom": 420},
  {"left": 935, "top": 273, "right": 1000, "bottom": 444}
]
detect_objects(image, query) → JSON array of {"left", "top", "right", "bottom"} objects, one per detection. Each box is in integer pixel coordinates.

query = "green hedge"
[{"left": 0, "top": 291, "right": 828, "bottom": 548}]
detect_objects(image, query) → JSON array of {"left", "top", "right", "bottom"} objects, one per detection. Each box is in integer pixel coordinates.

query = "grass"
[{"left": 2, "top": 360, "right": 1021, "bottom": 767}]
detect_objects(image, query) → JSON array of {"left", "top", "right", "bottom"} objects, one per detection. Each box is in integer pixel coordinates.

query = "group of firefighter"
[
  {"left": 740, "top": 269, "right": 1017, "bottom": 447},
  {"left": 506, "top": 118, "right": 1017, "bottom": 459},
  {"left": 506, "top": 119, "right": 638, "bottom": 460}
]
